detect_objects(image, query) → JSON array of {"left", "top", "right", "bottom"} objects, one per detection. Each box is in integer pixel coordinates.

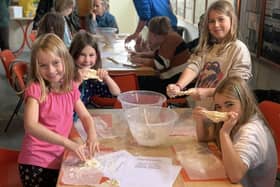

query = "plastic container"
[
  {"left": 117, "top": 90, "right": 166, "bottom": 109},
  {"left": 125, "top": 106, "right": 178, "bottom": 147}
]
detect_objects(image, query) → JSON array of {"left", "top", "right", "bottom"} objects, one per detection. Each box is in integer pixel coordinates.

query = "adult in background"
[
  {"left": 0, "top": 0, "right": 10, "bottom": 50},
  {"left": 125, "top": 0, "right": 177, "bottom": 43},
  {"left": 85, "top": 0, "right": 118, "bottom": 34}
]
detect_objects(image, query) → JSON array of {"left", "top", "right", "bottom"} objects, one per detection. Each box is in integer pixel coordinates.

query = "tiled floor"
[{"left": 0, "top": 51, "right": 29, "bottom": 150}]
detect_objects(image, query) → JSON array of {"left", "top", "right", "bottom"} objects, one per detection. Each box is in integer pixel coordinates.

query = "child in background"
[
  {"left": 69, "top": 31, "right": 120, "bottom": 107},
  {"left": 37, "top": 12, "right": 65, "bottom": 40},
  {"left": 18, "top": 33, "right": 99, "bottom": 187},
  {"left": 85, "top": 0, "right": 119, "bottom": 34},
  {"left": 167, "top": 0, "right": 252, "bottom": 107},
  {"left": 54, "top": 0, "right": 75, "bottom": 47},
  {"left": 192, "top": 76, "right": 277, "bottom": 187},
  {"left": 130, "top": 16, "right": 191, "bottom": 95}
]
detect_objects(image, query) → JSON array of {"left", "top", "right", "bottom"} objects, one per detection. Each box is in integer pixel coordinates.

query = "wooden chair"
[
  {"left": 91, "top": 72, "right": 139, "bottom": 108},
  {"left": 0, "top": 148, "right": 22, "bottom": 187},
  {"left": 259, "top": 101, "right": 280, "bottom": 174},
  {"left": 4, "top": 62, "right": 28, "bottom": 132}
]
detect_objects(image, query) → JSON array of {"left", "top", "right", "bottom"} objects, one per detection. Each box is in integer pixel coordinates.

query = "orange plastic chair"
[
  {"left": 259, "top": 100, "right": 280, "bottom": 173},
  {"left": 4, "top": 62, "right": 28, "bottom": 132},
  {"left": 0, "top": 50, "right": 17, "bottom": 85},
  {"left": 0, "top": 148, "right": 22, "bottom": 187},
  {"left": 91, "top": 72, "right": 139, "bottom": 108}
]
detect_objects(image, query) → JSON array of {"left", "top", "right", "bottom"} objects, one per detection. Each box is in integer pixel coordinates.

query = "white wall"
[{"left": 109, "top": 0, "right": 137, "bottom": 34}]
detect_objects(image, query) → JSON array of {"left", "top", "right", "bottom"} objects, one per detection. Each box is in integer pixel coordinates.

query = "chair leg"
[{"left": 4, "top": 96, "right": 24, "bottom": 132}]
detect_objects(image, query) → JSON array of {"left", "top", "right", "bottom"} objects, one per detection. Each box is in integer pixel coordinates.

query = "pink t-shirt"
[{"left": 18, "top": 82, "right": 80, "bottom": 169}]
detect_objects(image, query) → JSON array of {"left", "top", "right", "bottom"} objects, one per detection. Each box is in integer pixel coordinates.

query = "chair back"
[
  {"left": 111, "top": 72, "right": 139, "bottom": 92},
  {"left": 92, "top": 72, "right": 139, "bottom": 108},
  {"left": 259, "top": 100, "right": 280, "bottom": 172},
  {"left": 10, "top": 62, "right": 28, "bottom": 94},
  {"left": 0, "top": 50, "right": 16, "bottom": 84},
  {"left": 0, "top": 148, "right": 22, "bottom": 187}
]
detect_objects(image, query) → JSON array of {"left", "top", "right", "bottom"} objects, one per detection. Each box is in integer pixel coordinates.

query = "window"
[{"left": 171, "top": 0, "right": 238, "bottom": 24}]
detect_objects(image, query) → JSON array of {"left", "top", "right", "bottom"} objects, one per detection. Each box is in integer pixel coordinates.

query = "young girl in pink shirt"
[{"left": 18, "top": 33, "right": 99, "bottom": 187}]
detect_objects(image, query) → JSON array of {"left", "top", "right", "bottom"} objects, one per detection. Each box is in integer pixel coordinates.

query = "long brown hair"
[
  {"left": 213, "top": 76, "right": 272, "bottom": 147},
  {"left": 37, "top": 12, "right": 65, "bottom": 40}
]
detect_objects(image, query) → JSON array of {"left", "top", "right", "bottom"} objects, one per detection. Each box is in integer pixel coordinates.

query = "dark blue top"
[
  {"left": 133, "top": 0, "right": 177, "bottom": 27},
  {"left": 79, "top": 79, "right": 113, "bottom": 107},
  {"left": 86, "top": 11, "right": 119, "bottom": 33}
]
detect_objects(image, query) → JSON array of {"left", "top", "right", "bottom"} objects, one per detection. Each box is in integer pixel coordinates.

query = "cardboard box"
[{"left": 9, "top": 6, "right": 23, "bottom": 18}]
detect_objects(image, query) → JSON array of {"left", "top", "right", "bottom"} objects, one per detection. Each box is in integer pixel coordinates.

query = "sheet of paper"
[{"left": 120, "top": 156, "right": 181, "bottom": 187}]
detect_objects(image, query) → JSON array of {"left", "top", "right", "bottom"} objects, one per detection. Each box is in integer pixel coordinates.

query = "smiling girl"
[
  {"left": 192, "top": 76, "right": 277, "bottom": 187},
  {"left": 69, "top": 31, "right": 120, "bottom": 108},
  {"left": 167, "top": 0, "right": 252, "bottom": 107},
  {"left": 18, "top": 33, "right": 99, "bottom": 187}
]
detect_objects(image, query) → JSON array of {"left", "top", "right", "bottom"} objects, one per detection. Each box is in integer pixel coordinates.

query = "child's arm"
[
  {"left": 97, "top": 69, "right": 121, "bottom": 96},
  {"left": 75, "top": 99, "right": 99, "bottom": 156},
  {"left": 129, "top": 55, "right": 154, "bottom": 67},
  {"left": 192, "top": 106, "right": 215, "bottom": 141},
  {"left": 24, "top": 97, "right": 88, "bottom": 161},
  {"left": 219, "top": 112, "right": 248, "bottom": 183},
  {"left": 166, "top": 68, "right": 197, "bottom": 97},
  {"left": 69, "top": 125, "right": 84, "bottom": 145}
]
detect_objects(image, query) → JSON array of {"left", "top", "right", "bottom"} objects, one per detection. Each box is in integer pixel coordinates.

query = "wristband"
[{"left": 175, "top": 83, "right": 183, "bottom": 91}]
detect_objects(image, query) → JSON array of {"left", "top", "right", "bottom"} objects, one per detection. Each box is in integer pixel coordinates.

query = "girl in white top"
[
  {"left": 192, "top": 76, "right": 277, "bottom": 187},
  {"left": 167, "top": 0, "right": 252, "bottom": 106}
]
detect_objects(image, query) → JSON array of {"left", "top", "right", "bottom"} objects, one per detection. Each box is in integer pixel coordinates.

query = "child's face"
[
  {"left": 214, "top": 93, "right": 242, "bottom": 117},
  {"left": 93, "top": 0, "right": 105, "bottom": 16},
  {"left": 37, "top": 50, "right": 65, "bottom": 84},
  {"left": 148, "top": 31, "right": 164, "bottom": 50},
  {"left": 75, "top": 45, "right": 97, "bottom": 69},
  {"left": 62, "top": 5, "right": 74, "bottom": 16},
  {"left": 208, "top": 10, "right": 231, "bottom": 43}
]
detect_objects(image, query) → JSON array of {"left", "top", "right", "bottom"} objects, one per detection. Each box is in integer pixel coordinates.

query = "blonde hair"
[
  {"left": 196, "top": 0, "right": 237, "bottom": 53},
  {"left": 148, "top": 16, "right": 172, "bottom": 35},
  {"left": 213, "top": 76, "right": 271, "bottom": 146},
  {"left": 29, "top": 33, "right": 75, "bottom": 102},
  {"left": 92, "top": 0, "right": 109, "bottom": 11}
]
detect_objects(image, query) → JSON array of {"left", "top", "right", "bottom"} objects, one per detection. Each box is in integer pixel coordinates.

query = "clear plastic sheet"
[{"left": 174, "top": 143, "right": 227, "bottom": 180}]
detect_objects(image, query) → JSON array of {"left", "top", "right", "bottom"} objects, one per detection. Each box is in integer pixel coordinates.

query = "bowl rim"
[{"left": 117, "top": 90, "right": 167, "bottom": 105}]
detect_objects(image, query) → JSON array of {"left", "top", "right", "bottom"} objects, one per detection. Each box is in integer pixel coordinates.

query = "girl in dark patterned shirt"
[{"left": 69, "top": 31, "right": 120, "bottom": 108}]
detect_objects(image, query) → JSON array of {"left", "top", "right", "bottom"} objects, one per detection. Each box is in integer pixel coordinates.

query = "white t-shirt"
[{"left": 233, "top": 115, "right": 277, "bottom": 187}]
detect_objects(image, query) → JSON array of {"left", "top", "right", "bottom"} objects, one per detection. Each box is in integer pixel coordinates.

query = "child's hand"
[
  {"left": 96, "top": 69, "right": 109, "bottom": 81},
  {"left": 68, "top": 141, "right": 87, "bottom": 161},
  {"left": 166, "top": 84, "right": 181, "bottom": 98},
  {"left": 129, "top": 56, "right": 145, "bottom": 66},
  {"left": 220, "top": 112, "right": 239, "bottom": 134},
  {"left": 86, "top": 138, "right": 100, "bottom": 158},
  {"left": 192, "top": 106, "right": 207, "bottom": 122},
  {"left": 91, "top": 9, "right": 96, "bottom": 21}
]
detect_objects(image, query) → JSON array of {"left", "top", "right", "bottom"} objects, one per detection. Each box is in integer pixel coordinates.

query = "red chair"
[
  {"left": 0, "top": 50, "right": 17, "bottom": 85},
  {"left": 0, "top": 148, "right": 22, "bottom": 187},
  {"left": 259, "top": 101, "right": 280, "bottom": 173},
  {"left": 4, "top": 62, "right": 28, "bottom": 132},
  {"left": 91, "top": 72, "right": 139, "bottom": 108}
]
